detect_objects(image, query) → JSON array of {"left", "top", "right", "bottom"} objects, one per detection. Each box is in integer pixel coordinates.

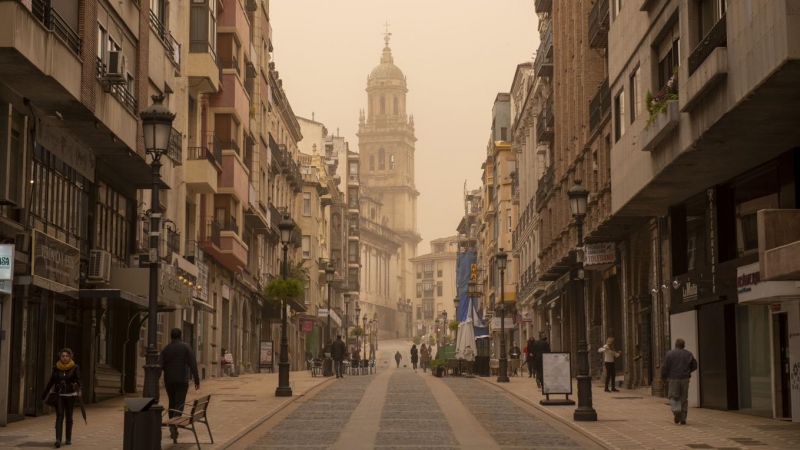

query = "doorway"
[{"left": 773, "top": 312, "right": 791, "bottom": 419}]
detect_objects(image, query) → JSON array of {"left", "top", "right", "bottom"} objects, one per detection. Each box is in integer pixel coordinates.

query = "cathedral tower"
[{"left": 357, "top": 32, "right": 421, "bottom": 333}]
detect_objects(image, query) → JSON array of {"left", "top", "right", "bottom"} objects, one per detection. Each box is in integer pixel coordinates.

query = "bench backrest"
[{"left": 189, "top": 395, "right": 211, "bottom": 422}]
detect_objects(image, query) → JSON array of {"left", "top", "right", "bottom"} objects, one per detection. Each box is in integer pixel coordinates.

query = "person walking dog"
[
  {"left": 160, "top": 328, "right": 200, "bottom": 443},
  {"left": 42, "top": 348, "right": 83, "bottom": 448},
  {"left": 331, "top": 335, "right": 347, "bottom": 378},
  {"left": 661, "top": 338, "right": 698, "bottom": 425},
  {"left": 599, "top": 337, "right": 621, "bottom": 392}
]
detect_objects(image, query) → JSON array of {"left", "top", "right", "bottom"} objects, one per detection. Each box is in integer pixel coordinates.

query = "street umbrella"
[{"left": 455, "top": 314, "right": 476, "bottom": 362}]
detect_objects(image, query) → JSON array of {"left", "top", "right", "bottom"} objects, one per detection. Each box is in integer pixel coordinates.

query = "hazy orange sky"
[{"left": 271, "top": 0, "right": 539, "bottom": 253}]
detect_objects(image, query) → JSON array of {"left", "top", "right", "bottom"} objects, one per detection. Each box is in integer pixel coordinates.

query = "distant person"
[
  {"left": 661, "top": 339, "right": 698, "bottom": 425},
  {"left": 510, "top": 342, "right": 521, "bottom": 359},
  {"left": 410, "top": 345, "right": 419, "bottom": 371},
  {"left": 223, "top": 349, "right": 236, "bottom": 377},
  {"left": 159, "top": 328, "right": 200, "bottom": 444},
  {"left": 420, "top": 344, "right": 430, "bottom": 372},
  {"left": 395, "top": 351, "right": 402, "bottom": 368},
  {"left": 599, "top": 337, "right": 621, "bottom": 392},
  {"left": 331, "top": 335, "right": 347, "bottom": 379},
  {"left": 532, "top": 332, "right": 551, "bottom": 388},
  {"left": 525, "top": 338, "right": 536, "bottom": 378},
  {"left": 42, "top": 348, "right": 83, "bottom": 448}
]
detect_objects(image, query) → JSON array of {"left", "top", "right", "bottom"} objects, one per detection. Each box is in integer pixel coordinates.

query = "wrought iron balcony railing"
[{"left": 688, "top": 13, "right": 727, "bottom": 76}]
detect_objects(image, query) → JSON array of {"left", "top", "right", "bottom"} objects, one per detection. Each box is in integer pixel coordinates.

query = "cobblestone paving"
[
  {"left": 443, "top": 377, "right": 582, "bottom": 449},
  {"left": 376, "top": 371, "right": 459, "bottom": 449},
  {"left": 247, "top": 375, "right": 372, "bottom": 449}
]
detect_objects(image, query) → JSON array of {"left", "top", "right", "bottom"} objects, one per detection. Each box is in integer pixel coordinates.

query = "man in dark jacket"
[
  {"left": 532, "top": 332, "right": 551, "bottom": 388},
  {"left": 331, "top": 335, "right": 347, "bottom": 378},
  {"left": 525, "top": 338, "right": 536, "bottom": 378},
  {"left": 159, "top": 328, "right": 200, "bottom": 443},
  {"left": 661, "top": 338, "right": 698, "bottom": 425}
]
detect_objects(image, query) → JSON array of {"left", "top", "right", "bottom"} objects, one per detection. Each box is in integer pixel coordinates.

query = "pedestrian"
[
  {"left": 525, "top": 337, "right": 536, "bottom": 379},
  {"left": 599, "top": 337, "right": 622, "bottom": 392},
  {"left": 420, "top": 344, "right": 430, "bottom": 372},
  {"left": 410, "top": 344, "right": 419, "bottom": 371},
  {"left": 510, "top": 342, "right": 521, "bottom": 359},
  {"left": 223, "top": 349, "right": 236, "bottom": 377},
  {"left": 395, "top": 350, "right": 402, "bottom": 368},
  {"left": 532, "top": 332, "right": 550, "bottom": 388},
  {"left": 159, "top": 328, "right": 200, "bottom": 444},
  {"left": 42, "top": 348, "right": 83, "bottom": 448},
  {"left": 661, "top": 338, "right": 698, "bottom": 425},
  {"left": 331, "top": 335, "right": 347, "bottom": 378}
]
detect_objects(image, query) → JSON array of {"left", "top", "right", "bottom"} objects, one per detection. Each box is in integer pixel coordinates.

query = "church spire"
[{"left": 381, "top": 22, "right": 394, "bottom": 64}]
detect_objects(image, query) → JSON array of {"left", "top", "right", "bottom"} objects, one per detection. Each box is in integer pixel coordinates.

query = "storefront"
[{"left": 736, "top": 262, "right": 800, "bottom": 420}]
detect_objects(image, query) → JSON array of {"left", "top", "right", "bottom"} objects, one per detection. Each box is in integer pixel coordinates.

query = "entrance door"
[
  {"left": 183, "top": 320, "right": 195, "bottom": 354},
  {"left": 774, "top": 313, "right": 791, "bottom": 418}
]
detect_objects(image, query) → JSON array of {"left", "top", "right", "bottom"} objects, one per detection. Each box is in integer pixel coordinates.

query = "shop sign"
[
  {"left": 584, "top": 242, "right": 615, "bottom": 267},
  {"left": 109, "top": 267, "right": 193, "bottom": 306},
  {"left": 36, "top": 117, "right": 96, "bottom": 182},
  {"left": 32, "top": 231, "right": 79, "bottom": 290},
  {"left": 301, "top": 320, "right": 314, "bottom": 332},
  {"left": 0, "top": 279, "right": 11, "bottom": 294},
  {"left": 0, "top": 244, "right": 14, "bottom": 280},
  {"left": 737, "top": 262, "right": 800, "bottom": 304},
  {"left": 318, "top": 308, "right": 342, "bottom": 327},
  {"left": 490, "top": 317, "right": 515, "bottom": 329}
]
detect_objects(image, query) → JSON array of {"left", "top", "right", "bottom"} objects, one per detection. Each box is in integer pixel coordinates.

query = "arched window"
[
  {"left": 369, "top": 155, "right": 375, "bottom": 171},
  {"left": 380, "top": 96, "right": 385, "bottom": 114},
  {"left": 370, "top": 208, "right": 376, "bottom": 220},
  {"left": 393, "top": 97, "right": 399, "bottom": 115},
  {"left": 378, "top": 149, "right": 385, "bottom": 170}
]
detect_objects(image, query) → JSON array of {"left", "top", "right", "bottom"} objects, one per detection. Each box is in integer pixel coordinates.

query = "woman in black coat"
[
  {"left": 410, "top": 344, "right": 419, "bottom": 372},
  {"left": 42, "top": 348, "right": 83, "bottom": 448}
]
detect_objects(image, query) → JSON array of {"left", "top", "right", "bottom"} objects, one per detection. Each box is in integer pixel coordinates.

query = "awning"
[
  {"left": 193, "top": 298, "right": 216, "bottom": 314},
  {"left": 16, "top": 276, "right": 78, "bottom": 298}
]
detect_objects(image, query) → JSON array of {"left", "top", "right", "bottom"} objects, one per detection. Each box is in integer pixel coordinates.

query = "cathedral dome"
[{"left": 369, "top": 35, "right": 405, "bottom": 83}]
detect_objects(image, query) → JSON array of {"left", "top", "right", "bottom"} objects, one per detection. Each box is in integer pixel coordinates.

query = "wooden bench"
[{"left": 162, "top": 395, "right": 213, "bottom": 450}]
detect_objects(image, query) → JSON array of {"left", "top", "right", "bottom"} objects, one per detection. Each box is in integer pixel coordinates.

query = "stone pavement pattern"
[
  {"left": 0, "top": 371, "right": 329, "bottom": 449},
  {"left": 482, "top": 377, "right": 800, "bottom": 449}
]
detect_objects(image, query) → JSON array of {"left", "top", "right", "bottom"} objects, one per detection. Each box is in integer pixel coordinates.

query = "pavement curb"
[
  {"left": 215, "top": 376, "right": 335, "bottom": 450},
  {"left": 475, "top": 377, "right": 612, "bottom": 450}
]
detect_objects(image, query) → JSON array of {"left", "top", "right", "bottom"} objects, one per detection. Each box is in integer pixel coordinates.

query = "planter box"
[{"left": 639, "top": 100, "right": 679, "bottom": 152}]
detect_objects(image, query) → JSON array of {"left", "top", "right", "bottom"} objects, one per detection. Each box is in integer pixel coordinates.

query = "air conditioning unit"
[
  {"left": 105, "top": 51, "right": 127, "bottom": 83},
  {"left": 87, "top": 249, "right": 112, "bottom": 284}
]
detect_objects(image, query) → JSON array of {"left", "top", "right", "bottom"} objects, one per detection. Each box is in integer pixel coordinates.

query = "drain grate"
[{"left": 611, "top": 396, "right": 643, "bottom": 400}]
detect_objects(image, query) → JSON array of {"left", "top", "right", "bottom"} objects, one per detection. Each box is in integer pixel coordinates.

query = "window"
[
  {"left": 629, "top": 67, "right": 641, "bottom": 122},
  {"left": 379, "top": 96, "right": 385, "bottom": 114},
  {"left": 437, "top": 282, "right": 443, "bottom": 297},
  {"left": 416, "top": 283, "right": 422, "bottom": 298},
  {"left": 190, "top": 0, "right": 217, "bottom": 54},
  {"left": 437, "top": 262, "right": 443, "bottom": 277},
  {"left": 96, "top": 180, "right": 133, "bottom": 263},
  {"left": 614, "top": 90, "right": 625, "bottom": 142},
  {"left": 423, "top": 262, "right": 434, "bottom": 278},
  {"left": 613, "top": 0, "right": 623, "bottom": 17},
  {"left": 422, "top": 280, "right": 434, "bottom": 297},
  {"left": 301, "top": 235, "right": 310, "bottom": 259},
  {"left": 302, "top": 192, "right": 311, "bottom": 215},
  {"left": 657, "top": 23, "right": 680, "bottom": 90},
  {"left": 349, "top": 161, "right": 358, "bottom": 176},
  {"left": 698, "top": 0, "right": 726, "bottom": 40},
  {"left": 393, "top": 97, "right": 399, "bottom": 115},
  {"left": 500, "top": 127, "right": 507, "bottom": 141},
  {"left": 97, "top": 24, "right": 107, "bottom": 62},
  {"left": 378, "top": 149, "right": 385, "bottom": 170},
  {"left": 416, "top": 306, "right": 422, "bottom": 320},
  {"left": 389, "top": 154, "right": 395, "bottom": 170},
  {"left": 507, "top": 208, "right": 512, "bottom": 233},
  {"left": 369, "top": 155, "right": 375, "bottom": 171},
  {"left": 423, "top": 299, "right": 434, "bottom": 320}
]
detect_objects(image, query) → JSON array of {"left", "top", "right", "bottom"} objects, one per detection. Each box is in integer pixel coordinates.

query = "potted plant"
[
  {"left": 429, "top": 359, "right": 446, "bottom": 377},
  {"left": 352, "top": 326, "right": 364, "bottom": 337},
  {"left": 264, "top": 277, "right": 304, "bottom": 303}
]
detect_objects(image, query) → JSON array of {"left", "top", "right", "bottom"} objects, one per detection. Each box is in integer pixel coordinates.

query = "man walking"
[
  {"left": 394, "top": 351, "right": 402, "bottom": 368},
  {"left": 532, "top": 331, "right": 550, "bottom": 388},
  {"left": 331, "top": 335, "right": 347, "bottom": 378},
  {"left": 661, "top": 338, "right": 698, "bottom": 425},
  {"left": 159, "top": 328, "right": 200, "bottom": 443}
]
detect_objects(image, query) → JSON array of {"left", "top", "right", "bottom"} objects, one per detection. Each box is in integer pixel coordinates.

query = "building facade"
[{"left": 410, "top": 236, "right": 458, "bottom": 342}]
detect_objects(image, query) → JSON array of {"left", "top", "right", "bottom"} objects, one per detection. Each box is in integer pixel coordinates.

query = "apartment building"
[
  {"left": 410, "top": 236, "right": 458, "bottom": 340},
  {"left": 608, "top": 0, "right": 800, "bottom": 419}
]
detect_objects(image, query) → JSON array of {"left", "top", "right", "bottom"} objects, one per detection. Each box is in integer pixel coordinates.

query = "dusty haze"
[{"left": 271, "top": 0, "right": 539, "bottom": 252}]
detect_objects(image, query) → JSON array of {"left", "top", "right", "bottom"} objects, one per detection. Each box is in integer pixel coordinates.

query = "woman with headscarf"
[
  {"left": 420, "top": 344, "right": 430, "bottom": 372},
  {"left": 42, "top": 348, "right": 83, "bottom": 448},
  {"left": 410, "top": 344, "right": 419, "bottom": 371}
]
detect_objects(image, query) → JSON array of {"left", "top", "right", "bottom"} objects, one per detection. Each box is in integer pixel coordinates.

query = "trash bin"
[{"left": 122, "top": 398, "right": 162, "bottom": 450}]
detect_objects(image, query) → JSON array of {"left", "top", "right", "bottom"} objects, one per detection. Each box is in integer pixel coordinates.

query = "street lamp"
[
  {"left": 344, "top": 293, "right": 351, "bottom": 346},
  {"left": 568, "top": 179, "right": 596, "bottom": 421},
  {"left": 362, "top": 314, "right": 369, "bottom": 359},
  {"left": 276, "top": 213, "right": 295, "bottom": 397},
  {"left": 325, "top": 263, "right": 335, "bottom": 346},
  {"left": 140, "top": 95, "right": 175, "bottom": 432},
  {"left": 496, "top": 248, "right": 509, "bottom": 383},
  {"left": 355, "top": 302, "right": 361, "bottom": 356}
]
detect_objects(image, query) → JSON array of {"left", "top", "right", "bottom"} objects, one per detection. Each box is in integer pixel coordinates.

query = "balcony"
[
  {"left": 96, "top": 59, "right": 137, "bottom": 116},
  {"left": 221, "top": 55, "right": 240, "bottom": 76},
  {"left": 535, "top": 165, "right": 555, "bottom": 211},
  {"left": 534, "top": 24, "right": 553, "bottom": 78},
  {"left": 688, "top": 13, "right": 727, "bottom": 77},
  {"left": 588, "top": 78, "right": 611, "bottom": 134},
  {"left": 186, "top": 144, "right": 220, "bottom": 194},
  {"left": 200, "top": 218, "right": 222, "bottom": 251},
  {"left": 360, "top": 217, "right": 401, "bottom": 244},
  {"left": 218, "top": 151, "right": 249, "bottom": 203},
  {"left": 27, "top": 0, "right": 81, "bottom": 54},
  {"left": 269, "top": 202, "right": 282, "bottom": 230},
  {"left": 588, "top": 0, "right": 609, "bottom": 49},
  {"left": 166, "top": 127, "right": 183, "bottom": 166},
  {"left": 536, "top": 93, "right": 554, "bottom": 144},
  {"left": 348, "top": 218, "right": 360, "bottom": 240},
  {"left": 638, "top": 81, "right": 679, "bottom": 152},
  {"left": 757, "top": 210, "right": 800, "bottom": 281},
  {"left": 161, "top": 229, "right": 181, "bottom": 260},
  {"left": 218, "top": 0, "right": 251, "bottom": 50},
  {"left": 534, "top": 0, "right": 552, "bottom": 14},
  {"left": 149, "top": 11, "right": 180, "bottom": 70},
  {"left": 268, "top": 133, "right": 284, "bottom": 170},
  {"left": 206, "top": 217, "right": 248, "bottom": 272},
  {"left": 188, "top": 4, "right": 221, "bottom": 93},
  {"left": 209, "top": 73, "right": 251, "bottom": 125}
]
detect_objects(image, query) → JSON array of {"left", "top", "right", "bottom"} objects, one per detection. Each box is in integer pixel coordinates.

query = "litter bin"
[{"left": 123, "top": 398, "right": 162, "bottom": 450}]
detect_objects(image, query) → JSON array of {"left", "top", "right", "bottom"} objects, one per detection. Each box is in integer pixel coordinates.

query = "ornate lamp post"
[
  {"left": 276, "top": 214, "right": 295, "bottom": 397},
  {"left": 344, "top": 293, "right": 351, "bottom": 347},
  {"left": 453, "top": 295, "right": 460, "bottom": 342},
  {"left": 568, "top": 180, "right": 596, "bottom": 421},
  {"left": 355, "top": 302, "right": 361, "bottom": 356},
  {"left": 442, "top": 311, "right": 448, "bottom": 344},
  {"left": 325, "top": 263, "right": 335, "bottom": 346},
  {"left": 362, "top": 314, "right": 368, "bottom": 359},
  {"left": 140, "top": 96, "right": 175, "bottom": 431},
  {"left": 496, "top": 249, "right": 509, "bottom": 383},
  {"left": 373, "top": 317, "right": 379, "bottom": 353}
]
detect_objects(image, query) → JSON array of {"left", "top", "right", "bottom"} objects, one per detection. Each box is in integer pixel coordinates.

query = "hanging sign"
[
  {"left": 584, "top": 242, "right": 615, "bottom": 267},
  {"left": 0, "top": 244, "right": 14, "bottom": 281}
]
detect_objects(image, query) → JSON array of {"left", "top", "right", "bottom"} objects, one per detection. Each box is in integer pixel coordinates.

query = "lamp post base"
[
  {"left": 497, "top": 357, "right": 510, "bottom": 383},
  {"left": 275, "top": 361, "right": 292, "bottom": 397},
  {"left": 573, "top": 374, "right": 597, "bottom": 421},
  {"left": 275, "top": 387, "right": 293, "bottom": 397}
]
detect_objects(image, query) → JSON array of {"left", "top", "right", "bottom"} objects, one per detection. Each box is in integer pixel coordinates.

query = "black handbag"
[{"left": 44, "top": 392, "right": 60, "bottom": 408}]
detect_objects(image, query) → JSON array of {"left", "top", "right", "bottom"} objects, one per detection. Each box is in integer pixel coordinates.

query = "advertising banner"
[
  {"left": 542, "top": 352, "right": 573, "bottom": 395},
  {"left": 260, "top": 341, "right": 274, "bottom": 369},
  {"left": 32, "top": 231, "right": 80, "bottom": 291}
]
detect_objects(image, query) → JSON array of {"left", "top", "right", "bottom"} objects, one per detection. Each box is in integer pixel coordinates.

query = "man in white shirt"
[{"left": 598, "top": 337, "right": 621, "bottom": 392}]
